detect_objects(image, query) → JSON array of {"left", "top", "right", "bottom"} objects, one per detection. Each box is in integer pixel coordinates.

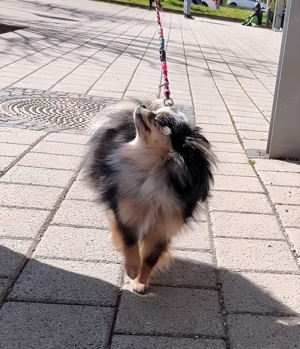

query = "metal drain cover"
[{"left": 0, "top": 97, "right": 105, "bottom": 129}]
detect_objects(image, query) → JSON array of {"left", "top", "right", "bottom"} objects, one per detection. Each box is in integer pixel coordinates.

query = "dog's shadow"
[{"left": 0, "top": 245, "right": 299, "bottom": 349}]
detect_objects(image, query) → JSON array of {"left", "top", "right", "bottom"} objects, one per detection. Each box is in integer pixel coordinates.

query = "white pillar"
[
  {"left": 273, "top": 0, "right": 285, "bottom": 30},
  {"left": 267, "top": 0, "right": 300, "bottom": 159}
]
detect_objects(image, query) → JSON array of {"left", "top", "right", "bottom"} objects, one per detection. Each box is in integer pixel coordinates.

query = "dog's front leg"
[{"left": 132, "top": 235, "right": 167, "bottom": 294}]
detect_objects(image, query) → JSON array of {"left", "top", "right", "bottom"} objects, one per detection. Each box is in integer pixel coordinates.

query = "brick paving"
[{"left": 0, "top": 0, "right": 300, "bottom": 348}]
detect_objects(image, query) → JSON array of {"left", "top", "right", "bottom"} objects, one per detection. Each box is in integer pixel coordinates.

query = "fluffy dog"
[{"left": 84, "top": 99, "right": 215, "bottom": 293}]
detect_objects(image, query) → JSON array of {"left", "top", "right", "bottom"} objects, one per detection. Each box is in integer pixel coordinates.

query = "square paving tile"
[
  {"left": 215, "top": 238, "right": 299, "bottom": 273},
  {"left": 0, "top": 166, "right": 74, "bottom": 187},
  {"left": 18, "top": 153, "right": 83, "bottom": 171},
  {"left": 34, "top": 226, "right": 119, "bottom": 263},
  {"left": 209, "top": 191, "right": 272, "bottom": 214},
  {"left": 0, "top": 302, "right": 113, "bottom": 349},
  {"left": 9, "top": 258, "right": 122, "bottom": 306},
  {"left": 227, "top": 314, "right": 300, "bottom": 349},
  {"left": 0, "top": 207, "right": 49, "bottom": 238},
  {"left": 115, "top": 285, "right": 224, "bottom": 337},
  {"left": 220, "top": 271, "right": 300, "bottom": 314},
  {"left": 52, "top": 200, "right": 108, "bottom": 229},
  {"left": 0, "top": 183, "right": 64, "bottom": 209},
  {"left": 111, "top": 336, "right": 226, "bottom": 349},
  {"left": 210, "top": 212, "right": 283, "bottom": 239},
  {"left": 0, "top": 239, "right": 32, "bottom": 277}
]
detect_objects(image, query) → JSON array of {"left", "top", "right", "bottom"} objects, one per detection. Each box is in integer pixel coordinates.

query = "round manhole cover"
[{"left": 0, "top": 97, "right": 105, "bottom": 129}]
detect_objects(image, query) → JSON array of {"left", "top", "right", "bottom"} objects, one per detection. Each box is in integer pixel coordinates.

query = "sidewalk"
[{"left": 0, "top": 0, "right": 300, "bottom": 348}]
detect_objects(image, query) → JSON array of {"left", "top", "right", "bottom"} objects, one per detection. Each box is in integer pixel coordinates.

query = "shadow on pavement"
[{"left": 0, "top": 244, "right": 299, "bottom": 348}]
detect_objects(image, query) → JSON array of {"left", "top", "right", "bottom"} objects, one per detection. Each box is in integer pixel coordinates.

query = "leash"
[{"left": 154, "top": 0, "right": 174, "bottom": 107}]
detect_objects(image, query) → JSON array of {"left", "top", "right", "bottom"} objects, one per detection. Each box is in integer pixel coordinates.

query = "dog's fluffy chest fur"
[{"left": 108, "top": 143, "right": 182, "bottom": 240}]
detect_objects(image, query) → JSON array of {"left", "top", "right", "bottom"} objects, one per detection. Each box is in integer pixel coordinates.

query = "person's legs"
[
  {"left": 185, "top": 0, "right": 193, "bottom": 15},
  {"left": 148, "top": 0, "right": 152, "bottom": 9}
]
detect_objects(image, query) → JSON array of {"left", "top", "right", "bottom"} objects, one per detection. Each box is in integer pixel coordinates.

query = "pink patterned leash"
[{"left": 154, "top": 0, "right": 174, "bottom": 107}]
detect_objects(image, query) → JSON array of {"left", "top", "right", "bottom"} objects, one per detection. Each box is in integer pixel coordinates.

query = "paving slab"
[
  {"left": 258, "top": 171, "right": 300, "bottom": 187},
  {"left": 209, "top": 191, "right": 272, "bottom": 214},
  {"left": 150, "top": 250, "right": 216, "bottom": 288},
  {"left": 0, "top": 143, "right": 29, "bottom": 157},
  {"left": 275, "top": 204, "right": 300, "bottom": 228},
  {"left": 66, "top": 180, "right": 96, "bottom": 201},
  {"left": 111, "top": 336, "right": 226, "bottom": 349},
  {"left": 266, "top": 186, "right": 300, "bottom": 205},
  {"left": 215, "top": 238, "right": 299, "bottom": 273},
  {"left": 0, "top": 183, "right": 64, "bottom": 209},
  {"left": 116, "top": 285, "right": 224, "bottom": 337},
  {"left": 34, "top": 226, "right": 120, "bottom": 263},
  {"left": 285, "top": 228, "right": 300, "bottom": 258},
  {"left": 210, "top": 212, "right": 284, "bottom": 239},
  {"left": 0, "top": 128, "right": 45, "bottom": 144},
  {"left": 253, "top": 159, "right": 300, "bottom": 173},
  {"left": 213, "top": 175, "right": 263, "bottom": 193},
  {"left": 227, "top": 314, "right": 300, "bottom": 349},
  {"left": 214, "top": 163, "right": 256, "bottom": 177},
  {"left": 44, "top": 133, "right": 89, "bottom": 144},
  {"left": 0, "top": 302, "right": 114, "bottom": 349},
  {"left": 220, "top": 270, "right": 300, "bottom": 314},
  {"left": 0, "top": 156, "right": 16, "bottom": 173},
  {"left": 0, "top": 278, "right": 10, "bottom": 302},
  {"left": 0, "top": 238, "right": 32, "bottom": 277},
  {"left": 18, "top": 152, "right": 83, "bottom": 170},
  {"left": 32, "top": 141, "right": 85, "bottom": 157},
  {"left": 9, "top": 258, "right": 122, "bottom": 306},
  {"left": 0, "top": 166, "right": 74, "bottom": 187},
  {"left": 214, "top": 151, "right": 248, "bottom": 164},
  {"left": 173, "top": 221, "right": 211, "bottom": 250},
  {"left": 52, "top": 200, "right": 108, "bottom": 229}
]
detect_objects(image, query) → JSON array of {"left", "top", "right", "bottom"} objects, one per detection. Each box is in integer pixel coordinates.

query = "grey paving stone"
[
  {"left": 206, "top": 133, "right": 239, "bottom": 144},
  {"left": 173, "top": 221, "right": 211, "bottom": 250},
  {"left": 215, "top": 238, "right": 299, "bottom": 273},
  {"left": 220, "top": 270, "right": 300, "bottom": 314},
  {"left": 266, "top": 186, "right": 300, "bottom": 205},
  {"left": 214, "top": 151, "right": 248, "bottom": 164},
  {"left": 150, "top": 250, "right": 216, "bottom": 288},
  {"left": 214, "top": 163, "right": 256, "bottom": 177},
  {"left": 210, "top": 212, "right": 284, "bottom": 239},
  {"left": 0, "top": 156, "right": 16, "bottom": 173},
  {"left": 0, "top": 207, "right": 49, "bottom": 238},
  {"left": 0, "top": 278, "right": 10, "bottom": 302},
  {"left": 9, "top": 258, "right": 122, "bottom": 306},
  {"left": 115, "top": 285, "right": 224, "bottom": 337},
  {"left": 258, "top": 171, "right": 300, "bottom": 187},
  {"left": 202, "top": 124, "right": 235, "bottom": 134},
  {"left": 66, "top": 180, "right": 96, "bottom": 201},
  {"left": 44, "top": 133, "right": 89, "bottom": 144},
  {"left": 213, "top": 175, "right": 263, "bottom": 193},
  {"left": 0, "top": 302, "right": 113, "bottom": 349},
  {"left": 52, "top": 200, "right": 108, "bottom": 229},
  {"left": 0, "top": 166, "right": 74, "bottom": 187},
  {"left": 209, "top": 191, "right": 272, "bottom": 214},
  {"left": 276, "top": 204, "right": 300, "bottom": 228},
  {"left": 34, "top": 226, "right": 120, "bottom": 263},
  {"left": 0, "top": 128, "right": 45, "bottom": 144},
  {"left": 0, "top": 183, "right": 64, "bottom": 209},
  {"left": 18, "top": 152, "right": 83, "bottom": 170},
  {"left": 0, "top": 143, "right": 29, "bottom": 157},
  {"left": 111, "top": 336, "right": 226, "bottom": 349},
  {"left": 0, "top": 239, "right": 32, "bottom": 277},
  {"left": 32, "top": 141, "right": 85, "bottom": 157},
  {"left": 227, "top": 314, "right": 300, "bottom": 349}
]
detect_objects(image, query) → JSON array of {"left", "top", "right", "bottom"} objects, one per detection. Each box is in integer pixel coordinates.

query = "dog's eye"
[{"left": 140, "top": 104, "right": 146, "bottom": 109}]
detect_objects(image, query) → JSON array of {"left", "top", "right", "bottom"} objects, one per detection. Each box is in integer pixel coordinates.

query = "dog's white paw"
[
  {"left": 131, "top": 279, "right": 148, "bottom": 294},
  {"left": 124, "top": 263, "right": 140, "bottom": 280}
]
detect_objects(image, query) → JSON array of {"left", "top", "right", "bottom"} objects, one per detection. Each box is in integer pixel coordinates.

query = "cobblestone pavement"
[{"left": 0, "top": 0, "right": 300, "bottom": 348}]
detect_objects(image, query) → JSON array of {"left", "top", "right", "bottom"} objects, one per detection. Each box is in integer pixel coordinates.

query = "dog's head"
[{"left": 133, "top": 103, "right": 211, "bottom": 155}]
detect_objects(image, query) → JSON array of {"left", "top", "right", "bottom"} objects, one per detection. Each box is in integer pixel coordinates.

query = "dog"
[{"left": 84, "top": 98, "right": 216, "bottom": 294}]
